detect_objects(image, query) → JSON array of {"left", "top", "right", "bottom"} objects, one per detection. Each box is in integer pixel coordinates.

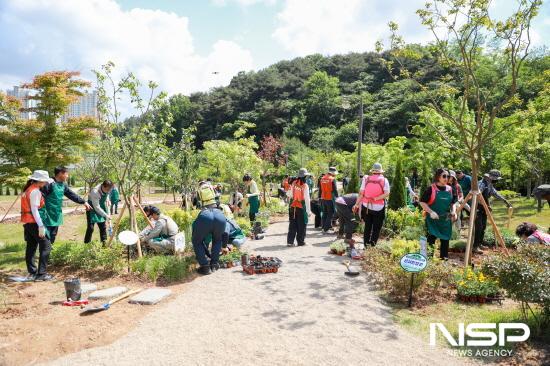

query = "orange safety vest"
[
  {"left": 21, "top": 185, "right": 44, "bottom": 224},
  {"left": 283, "top": 178, "right": 290, "bottom": 191},
  {"left": 320, "top": 174, "right": 334, "bottom": 200},
  {"left": 290, "top": 182, "right": 306, "bottom": 208}
]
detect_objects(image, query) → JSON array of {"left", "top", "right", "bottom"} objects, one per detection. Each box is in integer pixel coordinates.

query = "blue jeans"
[{"left": 192, "top": 208, "right": 226, "bottom": 267}]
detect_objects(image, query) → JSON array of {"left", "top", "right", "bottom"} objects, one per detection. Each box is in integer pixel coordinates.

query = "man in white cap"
[
  {"left": 318, "top": 166, "right": 339, "bottom": 233},
  {"left": 20, "top": 170, "right": 54, "bottom": 281},
  {"left": 354, "top": 163, "right": 390, "bottom": 248}
]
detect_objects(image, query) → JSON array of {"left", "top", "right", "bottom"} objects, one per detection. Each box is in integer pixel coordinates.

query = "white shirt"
[
  {"left": 30, "top": 189, "right": 44, "bottom": 227},
  {"left": 359, "top": 175, "right": 390, "bottom": 211},
  {"left": 229, "top": 192, "right": 243, "bottom": 206}
]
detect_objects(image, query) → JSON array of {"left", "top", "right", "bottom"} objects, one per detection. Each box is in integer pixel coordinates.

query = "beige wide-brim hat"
[
  {"left": 370, "top": 163, "right": 385, "bottom": 173},
  {"left": 298, "top": 168, "right": 310, "bottom": 178},
  {"left": 28, "top": 170, "right": 51, "bottom": 182}
]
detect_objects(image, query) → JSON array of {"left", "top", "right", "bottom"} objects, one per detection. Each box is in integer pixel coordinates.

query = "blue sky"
[{"left": 1, "top": 0, "right": 548, "bottom": 96}]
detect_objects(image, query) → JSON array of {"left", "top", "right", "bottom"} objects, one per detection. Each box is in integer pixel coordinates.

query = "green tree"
[
  {"left": 388, "top": 158, "right": 406, "bottom": 210},
  {"left": 345, "top": 169, "right": 359, "bottom": 194}
]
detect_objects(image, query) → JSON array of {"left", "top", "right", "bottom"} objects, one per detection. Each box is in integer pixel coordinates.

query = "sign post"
[{"left": 400, "top": 253, "right": 428, "bottom": 307}]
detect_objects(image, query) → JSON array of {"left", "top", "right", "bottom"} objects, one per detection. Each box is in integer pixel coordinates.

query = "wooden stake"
[
  {"left": 107, "top": 201, "right": 127, "bottom": 246},
  {"left": 464, "top": 192, "right": 478, "bottom": 267},
  {"left": 0, "top": 194, "right": 21, "bottom": 223},
  {"left": 478, "top": 194, "right": 509, "bottom": 255},
  {"left": 128, "top": 196, "right": 142, "bottom": 257},
  {"left": 133, "top": 196, "right": 154, "bottom": 228},
  {"left": 506, "top": 206, "right": 513, "bottom": 229},
  {"left": 456, "top": 191, "right": 473, "bottom": 214}
]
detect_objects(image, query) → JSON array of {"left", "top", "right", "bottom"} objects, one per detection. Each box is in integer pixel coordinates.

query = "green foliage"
[
  {"left": 498, "top": 190, "right": 521, "bottom": 199},
  {"left": 482, "top": 244, "right": 550, "bottom": 335},
  {"left": 383, "top": 208, "right": 424, "bottom": 238},
  {"left": 364, "top": 248, "right": 453, "bottom": 301},
  {"left": 345, "top": 169, "right": 359, "bottom": 194},
  {"left": 166, "top": 209, "right": 200, "bottom": 244},
  {"left": 483, "top": 228, "right": 519, "bottom": 248},
  {"left": 388, "top": 158, "right": 406, "bottom": 210},
  {"left": 264, "top": 197, "right": 287, "bottom": 215},
  {"left": 49, "top": 241, "right": 124, "bottom": 273},
  {"left": 219, "top": 248, "right": 245, "bottom": 264},
  {"left": 399, "top": 225, "right": 426, "bottom": 241},
  {"left": 131, "top": 255, "right": 195, "bottom": 282},
  {"left": 235, "top": 217, "right": 252, "bottom": 236},
  {"left": 454, "top": 268, "right": 500, "bottom": 297},
  {"left": 329, "top": 240, "right": 346, "bottom": 254},
  {"left": 389, "top": 238, "right": 420, "bottom": 259}
]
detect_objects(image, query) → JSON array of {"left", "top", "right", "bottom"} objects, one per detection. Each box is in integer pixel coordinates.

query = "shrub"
[
  {"left": 483, "top": 228, "right": 519, "bottom": 248},
  {"left": 329, "top": 240, "right": 346, "bottom": 254},
  {"left": 383, "top": 208, "right": 424, "bottom": 238},
  {"left": 50, "top": 241, "right": 124, "bottom": 273},
  {"left": 399, "top": 225, "right": 425, "bottom": 241},
  {"left": 454, "top": 268, "right": 499, "bottom": 297},
  {"left": 345, "top": 169, "right": 359, "bottom": 194},
  {"left": 389, "top": 238, "right": 420, "bottom": 259},
  {"left": 167, "top": 209, "right": 200, "bottom": 241},
  {"left": 235, "top": 217, "right": 252, "bottom": 236},
  {"left": 131, "top": 255, "right": 195, "bottom": 282},
  {"left": 482, "top": 244, "right": 550, "bottom": 335},
  {"left": 255, "top": 210, "right": 271, "bottom": 228},
  {"left": 388, "top": 158, "right": 406, "bottom": 210},
  {"left": 498, "top": 190, "right": 520, "bottom": 199},
  {"left": 264, "top": 197, "right": 287, "bottom": 215},
  {"left": 363, "top": 248, "right": 454, "bottom": 302}
]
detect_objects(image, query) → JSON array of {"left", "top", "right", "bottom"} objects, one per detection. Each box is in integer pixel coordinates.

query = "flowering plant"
[{"left": 454, "top": 268, "right": 499, "bottom": 297}]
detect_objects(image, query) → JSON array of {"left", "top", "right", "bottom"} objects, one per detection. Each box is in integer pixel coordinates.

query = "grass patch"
[
  {"left": 394, "top": 301, "right": 549, "bottom": 360},
  {"left": 131, "top": 255, "right": 195, "bottom": 282},
  {"left": 49, "top": 241, "right": 125, "bottom": 273},
  {"left": 0, "top": 242, "right": 26, "bottom": 271}
]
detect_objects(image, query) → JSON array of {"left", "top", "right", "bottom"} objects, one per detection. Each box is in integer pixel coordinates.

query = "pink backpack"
[{"left": 361, "top": 175, "right": 385, "bottom": 205}]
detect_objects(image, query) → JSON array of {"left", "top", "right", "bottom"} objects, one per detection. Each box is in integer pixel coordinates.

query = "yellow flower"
[{"left": 478, "top": 273, "right": 486, "bottom": 282}]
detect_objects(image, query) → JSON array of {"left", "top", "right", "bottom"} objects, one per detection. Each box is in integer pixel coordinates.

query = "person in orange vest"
[
  {"left": 20, "top": 170, "right": 54, "bottom": 281},
  {"left": 318, "top": 166, "right": 339, "bottom": 233},
  {"left": 287, "top": 168, "right": 312, "bottom": 246},
  {"left": 353, "top": 163, "right": 390, "bottom": 248}
]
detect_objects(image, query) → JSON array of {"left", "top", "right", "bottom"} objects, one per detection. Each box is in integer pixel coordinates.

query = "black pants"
[
  {"left": 84, "top": 211, "right": 107, "bottom": 243},
  {"left": 111, "top": 202, "right": 118, "bottom": 214},
  {"left": 249, "top": 211, "right": 256, "bottom": 223},
  {"left": 336, "top": 203, "right": 356, "bottom": 239},
  {"left": 474, "top": 209, "right": 487, "bottom": 248},
  {"left": 24, "top": 223, "right": 52, "bottom": 275},
  {"left": 362, "top": 206, "right": 385, "bottom": 246},
  {"left": 46, "top": 226, "right": 59, "bottom": 244},
  {"left": 321, "top": 199, "right": 335, "bottom": 231},
  {"left": 287, "top": 207, "right": 306, "bottom": 245},
  {"left": 311, "top": 200, "right": 322, "bottom": 228},
  {"left": 427, "top": 234, "right": 449, "bottom": 259}
]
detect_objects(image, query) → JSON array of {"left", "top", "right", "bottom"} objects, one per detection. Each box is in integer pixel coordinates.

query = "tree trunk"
[
  {"left": 463, "top": 158, "right": 480, "bottom": 268},
  {"left": 526, "top": 176, "right": 532, "bottom": 198}
]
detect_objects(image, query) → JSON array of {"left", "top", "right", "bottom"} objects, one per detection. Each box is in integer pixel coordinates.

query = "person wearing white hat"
[
  {"left": 20, "top": 170, "right": 54, "bottom": 281},
  {"left": 318, "top": 166, "right": 339, "bottom": 233},
  {"left": 354, "top": 163, "right": 390, "bottom": 248}
]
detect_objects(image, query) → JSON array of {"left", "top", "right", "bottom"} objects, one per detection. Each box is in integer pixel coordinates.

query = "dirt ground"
[{"left": 0, "top": 272, "right": 197, "bottom": 366}]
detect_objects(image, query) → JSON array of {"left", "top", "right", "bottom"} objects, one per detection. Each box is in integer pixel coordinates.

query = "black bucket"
[{"left": 64, "top": 278, "right": 81, "bottom": 301}]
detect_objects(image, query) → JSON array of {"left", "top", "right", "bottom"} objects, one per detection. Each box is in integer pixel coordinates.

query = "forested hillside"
[{"left": 154, "top": 46, "right": 548, "bottom": 152}]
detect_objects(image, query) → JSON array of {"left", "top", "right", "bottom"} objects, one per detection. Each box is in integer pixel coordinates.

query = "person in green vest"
[
  {"left": 243, "top": 174, "right": 260, "bottom": 223},
  {"left": 110, "top": 184, "right": 120, "bottom": 214},
  {"left": 84, "top": 180, "right": 114, "bottom": 244},
  {"left": 40, "top": 166, "right": 91, "bottom": 243},
  {"left": 419, "top": 168, "right": 457, "bottom": 260}
]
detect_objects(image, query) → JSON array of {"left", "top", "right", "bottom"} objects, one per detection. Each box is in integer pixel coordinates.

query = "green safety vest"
[
  {"left": 198, "top": 185, "right": 216, "bottom": 206},
  {"left": 88, "top": 190, "right": 109, "bottom": 224},
  {"left": 43, "top": 182, "right": 66, "bottom": 227}
]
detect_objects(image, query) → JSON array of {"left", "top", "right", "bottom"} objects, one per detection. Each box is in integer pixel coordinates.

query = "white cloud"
[
  {"left": 212, "top": 0, "right": 277, "bottom": 7},
  {"left": 273, "top": 0, "right": 549, "bottom": 56},
  {"left": 272, "top": 0, "right": 431, "bottom": 56},
  {"left": 0, "top": 0, "right": 254, "bottom": 96}
]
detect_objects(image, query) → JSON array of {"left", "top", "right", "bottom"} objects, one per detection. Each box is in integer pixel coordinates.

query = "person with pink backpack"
[{"left": 353, "top": 163, "right": 390, "bottom": 248}]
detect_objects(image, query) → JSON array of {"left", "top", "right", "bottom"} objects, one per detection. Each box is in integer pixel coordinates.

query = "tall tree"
[{"left": 388, "top": 158, "right": 406, "bottom": 210}]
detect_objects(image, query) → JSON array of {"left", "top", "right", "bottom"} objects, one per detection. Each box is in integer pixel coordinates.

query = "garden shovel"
[
  {"left": 342, "top": 260, "right": 360, "bottom": 277},
  {"left": 80, "top": 288, "right": 142, "bottom": 315}
]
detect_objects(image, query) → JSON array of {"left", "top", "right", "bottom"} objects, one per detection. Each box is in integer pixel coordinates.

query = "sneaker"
[
  {"left": 34, "top": 273, "right": 54, "bottom": 281},
  {"left": 297, "top": 243, "right": 306, "bottom": 246},
  {"left": 197, "top": 265, "right": 212, "bottom": 275},
  {"left": 287, "top": 243, "right": 294, "bottom": 247},
  {"left": 210, "top": 263, "right": 220, "bottom": 272}
]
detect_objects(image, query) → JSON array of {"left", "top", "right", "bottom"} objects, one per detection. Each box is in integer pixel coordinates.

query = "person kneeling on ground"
[
  {"left": 287, "top": 168, "right": 311, "bottom": 247},
  {"left": 335, "top": 193, "right": 359, "bottom": 245},
  {"left": 139, "top": 206, "right": 179, "bottom": 253},
  {"left": 192, "top": 181, "right": 226, "bottom": 275},
  {"left": 515, "top": 222, "right": 550, "bottom": 245},
  {"left": 21, "top": 170, "right": 54, "bottom": 281}
]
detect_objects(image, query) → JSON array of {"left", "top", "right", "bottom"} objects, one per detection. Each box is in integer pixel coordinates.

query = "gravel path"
[{"left": 46, "top": 221, "right": 470, "bottom": 366}]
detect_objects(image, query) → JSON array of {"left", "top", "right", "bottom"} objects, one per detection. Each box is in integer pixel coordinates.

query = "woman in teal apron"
[
  {"left": 84, "top": 181, "right": 113, "bottom": 244},
  {"left": 419, "top": 169, "right": 457, "bottom": 259},
  {"left": 243, "top": 174, "right": 260, "bottom": 223}
]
